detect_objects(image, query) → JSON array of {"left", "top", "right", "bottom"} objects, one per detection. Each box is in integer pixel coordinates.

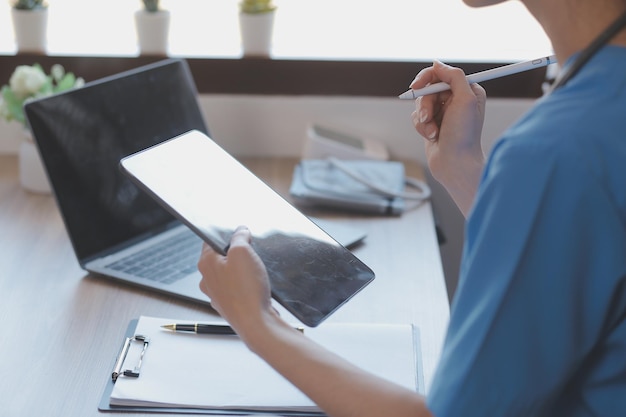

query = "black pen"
[
  {"left": 161, "top": 323, "right": 237, "bottom": 335},
  {"left": 162, "top": 323, "right": 305, "bottom": 335}
]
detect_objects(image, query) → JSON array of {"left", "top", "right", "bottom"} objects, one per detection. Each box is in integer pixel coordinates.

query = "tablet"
[{"left": 119, "top": 130, "right": 375, "bottom": 327}]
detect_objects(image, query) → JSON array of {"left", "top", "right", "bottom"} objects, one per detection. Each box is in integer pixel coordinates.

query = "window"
[{"left": 0, "top": 0, "right": 552, "bottom": 61}]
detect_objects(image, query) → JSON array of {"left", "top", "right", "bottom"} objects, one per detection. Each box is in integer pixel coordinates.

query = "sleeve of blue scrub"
[{"left": 426, "top": 135, "right": 626, "bottom": 417}]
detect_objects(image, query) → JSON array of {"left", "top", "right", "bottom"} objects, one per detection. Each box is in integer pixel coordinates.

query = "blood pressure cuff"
[{"left": 289, "top": 159, "right": 406, "bottom": 215}]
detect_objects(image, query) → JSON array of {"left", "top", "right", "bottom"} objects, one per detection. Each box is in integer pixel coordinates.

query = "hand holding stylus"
[{"left": 410, "top": 60, "right": 488, "bottom": 217}]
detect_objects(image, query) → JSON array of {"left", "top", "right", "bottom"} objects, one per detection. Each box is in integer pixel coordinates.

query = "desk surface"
[{"left": 0, "top": 155, "right": 449, "bottom": 416}]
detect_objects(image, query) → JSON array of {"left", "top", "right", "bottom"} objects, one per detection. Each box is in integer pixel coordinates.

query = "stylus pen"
[
  {"left": 398, "top": 54, "right": 557, "bottom": 99},
  {"left": 161, "top": 323, "right": 305, "bottom": 334}
]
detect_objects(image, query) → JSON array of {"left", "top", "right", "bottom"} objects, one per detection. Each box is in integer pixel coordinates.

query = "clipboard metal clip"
[{"left": 112, "top": 335, "right": 150, "bottom": 382}]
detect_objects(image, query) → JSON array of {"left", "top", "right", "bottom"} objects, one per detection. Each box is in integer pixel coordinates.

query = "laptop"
[
  {"left": 23, "top": 59, "right": 214, "bottom": 304},
  {"left": 23, "top": 58, "right": 366, "bottom": 309}
]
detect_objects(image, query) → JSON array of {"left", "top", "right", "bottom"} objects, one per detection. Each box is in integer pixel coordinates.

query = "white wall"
[
  {"left": 197, "top": 95, "right": 534, "bottom": 162},
  {"left": 0, "top": 94, "right": 536, "bottom": 299},
  {"left": 0, "top": 95, "right": 535, "bottom": 158}
]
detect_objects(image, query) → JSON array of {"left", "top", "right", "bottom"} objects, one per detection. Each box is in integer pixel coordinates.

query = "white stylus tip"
[{"left": 398, "top": 90, "right": 416, "bottom": 99}]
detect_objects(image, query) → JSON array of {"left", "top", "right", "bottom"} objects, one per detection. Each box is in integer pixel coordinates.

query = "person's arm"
[
  {"left": 410, "top": 61, "right": 487, "bottom": 217},
  {"left": 198, "top": 227, "right": 433, "bottom": 417}
]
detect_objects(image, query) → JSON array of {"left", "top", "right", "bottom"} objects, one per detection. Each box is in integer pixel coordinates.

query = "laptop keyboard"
[{"left": 106, "top": 230, "right": 203, "bottom": 284}]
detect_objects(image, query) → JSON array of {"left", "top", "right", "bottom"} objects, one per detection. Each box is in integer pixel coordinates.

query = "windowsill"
[{"left": 0, "top": 54, "right": 548, "bottom": 99}]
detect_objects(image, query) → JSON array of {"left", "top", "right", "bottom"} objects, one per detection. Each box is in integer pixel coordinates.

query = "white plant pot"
[
  {"left": 239, "top": 12, "right": 275, "bottom": 57},
  {"left": 19, "top": 134, "right": 51, "bottom": 194},
  {"left": 11, "top": 8, "right": 48, "bottom": 53},
  {"left": 134, "top": 10, "right": 171, "bottom": 55}
]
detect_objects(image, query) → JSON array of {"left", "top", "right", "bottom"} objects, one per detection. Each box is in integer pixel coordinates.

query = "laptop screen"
[{"left": 24, "top": 59, "right": 208, "bottom": 264}]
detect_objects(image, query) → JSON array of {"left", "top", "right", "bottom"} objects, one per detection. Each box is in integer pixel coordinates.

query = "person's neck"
[{"left": 523, "top": 0, "right": 626, "bottom": 64}]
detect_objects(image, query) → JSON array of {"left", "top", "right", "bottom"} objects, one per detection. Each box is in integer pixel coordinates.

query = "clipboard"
[
  {"left": 101, "top": 320, "right": 301, "bottom": 416},
  {"left": 98, "top": 317, "right": 424, "bottom": 417}
]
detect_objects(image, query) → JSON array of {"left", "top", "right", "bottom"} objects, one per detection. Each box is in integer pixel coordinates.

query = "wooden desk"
[{"left": 0, "top": 155, "right": 449, "bottom": 416}]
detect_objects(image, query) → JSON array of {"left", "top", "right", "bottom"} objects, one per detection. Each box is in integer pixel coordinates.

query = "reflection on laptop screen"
[{"left": 24, "top": 59, "right": 208, "bottom": 264}]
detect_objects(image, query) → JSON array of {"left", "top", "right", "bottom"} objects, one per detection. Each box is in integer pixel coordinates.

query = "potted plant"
[
  {"left": 239, "top": 0, "right": 277, "bottom": 57},
  {"left": 135, "top": 0, "right": 170, "bottom": 55},
  {"left": 0, "top": 64, "right": 84, "bottom": 193},
  {"left": 11, "top": 0, "right": 49, "bottom": 53}
]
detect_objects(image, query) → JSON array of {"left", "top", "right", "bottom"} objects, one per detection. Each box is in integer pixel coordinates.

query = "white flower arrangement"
[{"left": 0, "top": 64, "right": 84, "bottom": 127}]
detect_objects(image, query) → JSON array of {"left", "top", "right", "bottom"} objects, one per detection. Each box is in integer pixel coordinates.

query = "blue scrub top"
[{"left": 427, "top": 46, "right": 626, "bottom": 417}]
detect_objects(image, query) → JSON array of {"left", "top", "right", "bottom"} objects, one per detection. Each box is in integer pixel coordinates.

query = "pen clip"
[{"left": 112, "top": 334, "right": 150, "bottom": 382}]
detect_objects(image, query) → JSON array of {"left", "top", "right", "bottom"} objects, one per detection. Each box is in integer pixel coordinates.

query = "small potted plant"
[
  {"left": 11, "top": 0, "right": 49, "bottom": 53},
  {"left": 0, "top": 64, "right": 84, "bottom": 193},
  {"left": 239, "top": 0, "right": 277, "bottom": 57},
  {"left": 135, "top": 0, "right": 171, "bottom": 55}
]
